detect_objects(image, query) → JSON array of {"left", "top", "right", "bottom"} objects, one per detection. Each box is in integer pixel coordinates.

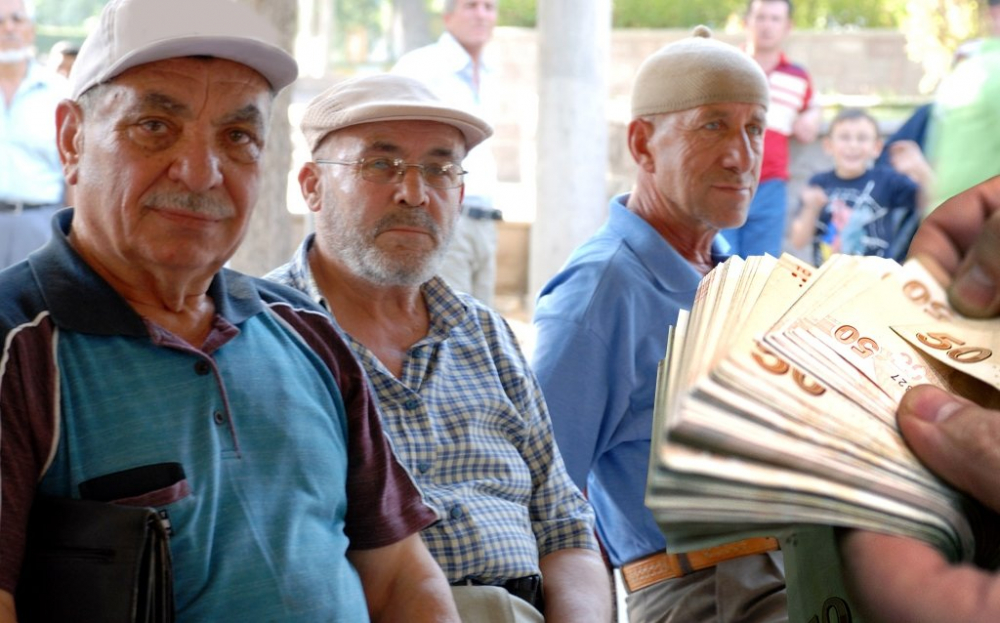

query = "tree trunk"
[
  {"left": 229, "top": 0, "right": 298, "bottom": 277},
  {"left": 392, "top": 0, "right": 433, "bottom": 56},
  {"left": 529, "top": 0, "right": 611, "bottom": 305}
]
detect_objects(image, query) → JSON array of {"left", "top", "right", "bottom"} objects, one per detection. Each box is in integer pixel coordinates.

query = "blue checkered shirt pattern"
[{"left": 266, "top": 237, "right": 598, "bottom": 583}]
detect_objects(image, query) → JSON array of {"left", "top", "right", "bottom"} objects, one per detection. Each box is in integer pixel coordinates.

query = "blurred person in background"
[
  {"left": 788, "top": 108, "right": 930, "bottom": 264},
  {"left": 0, "top": 0, "right": 67, "bottom": 270},
  {"left": 924, "top": 0, "right": 1000, "bottom": 212},
  {"left": 392, "top": 0, "right": 502, "bottom": 306},
  {"left": 46, "top": 39, "right": 79, "bottom": 77},
  {"left": 722, "top": 0, "right": 820, "bottom": 258}
]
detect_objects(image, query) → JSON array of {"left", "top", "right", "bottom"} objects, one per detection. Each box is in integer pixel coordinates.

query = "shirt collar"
[
  {"left": 278, "top": 233, "right": 470, "bottom": 343},
  {"left": 437, "top": 31, "right": 494, "bottom": 75},
  {"left": 283, "top": 234, "right": 327, "bottom": 307},
  {"left": 607, "top": 194, "right": 730, "bottom": 293}
]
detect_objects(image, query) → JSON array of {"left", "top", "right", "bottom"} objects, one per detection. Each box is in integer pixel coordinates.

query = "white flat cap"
[
  {"left": 301, "top": 74, "right": 493, "bottom": 153},
  {"left": 69, "top": 0, "right": 298, "bottom": 99}
]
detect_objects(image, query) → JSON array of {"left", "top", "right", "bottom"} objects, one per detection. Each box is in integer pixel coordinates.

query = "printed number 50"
[
  {"left": 807, "top": 596, "right": 852, "bottom": 623},
  {"left": 916, "top": 332, "right": 992, "bottom": 364}
]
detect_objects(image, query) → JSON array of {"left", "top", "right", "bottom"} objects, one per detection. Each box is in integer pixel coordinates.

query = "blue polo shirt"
[
  {"left": 532, "top": 194, "right": 730, "bottom": 567},
  {"left": 0, "top": 210, "right": 437, "bottom": 621}
]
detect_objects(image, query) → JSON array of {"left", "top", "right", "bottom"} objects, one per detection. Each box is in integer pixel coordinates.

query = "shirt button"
[
  {"left": 417, "top": 461, "right": 431, "bottom": 474},
  {"left": 194, "top": 360, "right": 211, "bottom": 375},
  {"left": 403, "top": 399, "right": 420, "bottom": 410},
  {"left": 213, "top": 410, "right": 226, "bottom": 425},
  {"left": 449, "top": 506, "right": 464, "bottom": 520}
]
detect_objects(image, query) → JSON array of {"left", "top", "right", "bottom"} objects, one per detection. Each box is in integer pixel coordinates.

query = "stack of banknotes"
[{"left": 648, "top": 253, "right": 1000, "bottom": 565}]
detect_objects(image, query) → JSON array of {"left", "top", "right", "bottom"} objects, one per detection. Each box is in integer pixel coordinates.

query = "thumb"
[{"left": 898, "top": 385, "right": 1000, "bottom": 514}]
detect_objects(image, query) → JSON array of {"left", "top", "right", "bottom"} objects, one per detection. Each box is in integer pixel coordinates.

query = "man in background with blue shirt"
[
  {"left": 533, "top": 27, "right": 788, "bottom": 622},
  {"left": 267, "top": 73, "right": 609, "bottom": 623},
  {"left": 0, "top": 0, "right": 67, "bottom": 269}
]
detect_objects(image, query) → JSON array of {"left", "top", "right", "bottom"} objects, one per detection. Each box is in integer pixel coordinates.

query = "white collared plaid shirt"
[{"left": 265, "top": 237, "right": 597, "bottom": 582}]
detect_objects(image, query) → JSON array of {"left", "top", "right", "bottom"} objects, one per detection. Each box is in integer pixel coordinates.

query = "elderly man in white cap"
[
  {"left": 266, "top": 74, "right": 611, "bottom": 623},
  {"left": 532, "top": 27, "right": 787, "bottom": 622},
  {"left": 0, "top": 1, "right": 458, "bottom": 621}
]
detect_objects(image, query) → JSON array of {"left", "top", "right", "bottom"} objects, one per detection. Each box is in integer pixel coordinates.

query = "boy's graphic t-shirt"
[{"left": 807, "top": 166, "right": 919, "bottom": 266}]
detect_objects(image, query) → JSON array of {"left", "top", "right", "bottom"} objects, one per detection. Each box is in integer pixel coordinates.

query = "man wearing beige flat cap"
[
  {"left": 0, "top": 1, "right": 458, "bottom": 621},
  {"left": 266, "top": 73, "right": 611, "bottom": 623},
  {"left": 533, "top": 27, "right": 788, "bottom": 622}
]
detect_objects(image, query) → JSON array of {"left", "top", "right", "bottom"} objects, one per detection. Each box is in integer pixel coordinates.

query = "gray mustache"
[
  {"left": 145, "top": 192, "right": 234, "bottom": 219},
  {"left": 373, "top": 210, "right": 441, "bottom": 239}
]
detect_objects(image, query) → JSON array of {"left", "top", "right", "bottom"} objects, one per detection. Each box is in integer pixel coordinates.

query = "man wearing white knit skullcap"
[{"left": 533, "top": 26, "right": 785, "bottom": 623}]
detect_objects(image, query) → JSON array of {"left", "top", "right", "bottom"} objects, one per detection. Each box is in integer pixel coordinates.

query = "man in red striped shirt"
[{"left": 722, "top": 0, "right": 821, "bottom": 257}]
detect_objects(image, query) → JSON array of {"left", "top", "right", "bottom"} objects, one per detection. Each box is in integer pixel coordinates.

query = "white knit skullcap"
[{"left": 631, "top": 25, "right": 769, "bottom": 119}]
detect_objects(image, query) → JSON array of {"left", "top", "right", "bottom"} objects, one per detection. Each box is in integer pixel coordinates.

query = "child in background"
[{"left": 789, "top": 108, "right": 932, "bottom": 265}]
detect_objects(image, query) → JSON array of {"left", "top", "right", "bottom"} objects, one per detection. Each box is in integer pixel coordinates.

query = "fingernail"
[
  {"left": 906, "top": 388, "right": 964, "bottom": 423},
  {"left": 953, "top": 263, "right": 997, "bottom": 314}
]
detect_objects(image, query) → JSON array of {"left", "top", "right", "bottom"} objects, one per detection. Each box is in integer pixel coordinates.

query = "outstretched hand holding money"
[
  {"left": 907, "top": 174, "right": 1000, "bottom": 318},
  {"left": 841, "top": 176, "right": 1000, "bottom": 622}
]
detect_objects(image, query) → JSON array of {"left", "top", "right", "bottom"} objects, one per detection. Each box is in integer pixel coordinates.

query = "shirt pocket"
[{"left": 78, "top": 462, "right": 193, "bottom": 536}]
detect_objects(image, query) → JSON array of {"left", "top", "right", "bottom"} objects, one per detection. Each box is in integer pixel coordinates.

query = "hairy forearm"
[
  {"left": 371, "top": 574, "right": 458, "bottom": 623},
  {"left": 350, "top": 536, "right": 460, "bottom": 623},
  {"left": 539, "top": 548, "right": 612, "bottom": 623}
]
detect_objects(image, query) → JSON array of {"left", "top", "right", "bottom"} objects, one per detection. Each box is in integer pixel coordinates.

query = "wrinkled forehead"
[
  {"left": 81, "top": 57, "right": 274, "bottom": 136},
  {"left": 110, "top": 56, "right": 272, "bottom": 94}
]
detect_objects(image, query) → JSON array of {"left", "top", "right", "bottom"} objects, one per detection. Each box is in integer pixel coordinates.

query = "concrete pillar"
[{"left": 528, "top": 0, "right": 612, "bottom": 306}]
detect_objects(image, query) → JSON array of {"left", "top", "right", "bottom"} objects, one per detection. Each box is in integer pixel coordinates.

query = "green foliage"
[
  {"left": 613, "top": 1, "right": 745, "bottom": 29},
  {"left": 795, "top": 0, "right": 901, "bottom": 28},
  {"left": 32, "top": 0, "right": 98, "bottom": 55},
  {"left": 33, "top": 0, "right": 104, "bottom": 27},
  {"left": 337, "top": 0, "right": 384, "bottom": 35},
  {"left": 497, "top": 0, "right": 912, "bottom": 29},
  {"left": 498, "top": 0, "right": 536, "bottom": 27}
]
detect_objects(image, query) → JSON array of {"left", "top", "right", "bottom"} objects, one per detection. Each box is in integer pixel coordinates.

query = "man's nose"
[
  {"left": 168, "top": 135, "right": 224, "bottom": 192},
  {"left": 722, "top": 132, "right": 756, "bottom": 172},
  {"left": 394, "top": 165, "right": 429, "bottom": 207}
]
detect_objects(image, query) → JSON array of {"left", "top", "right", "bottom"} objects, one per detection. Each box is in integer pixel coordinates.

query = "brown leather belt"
[{"left": 620, "top": 537, "right": 780, "bottom": 593}]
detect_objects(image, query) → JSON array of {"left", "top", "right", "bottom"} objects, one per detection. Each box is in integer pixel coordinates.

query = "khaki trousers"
[
  {"left": 624, "top": 551, "right": 787, "bottom": 623},
  {"left": 451, "top": 585, "right": 544, "bottom": 623}
]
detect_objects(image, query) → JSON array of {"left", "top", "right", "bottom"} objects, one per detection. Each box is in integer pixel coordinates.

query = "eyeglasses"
[
  {"left": 315, "top": 157, "right": 467, "bottom": 189},
  {"left": 0, "top": 11, "right": 28, "bottom": 26}
]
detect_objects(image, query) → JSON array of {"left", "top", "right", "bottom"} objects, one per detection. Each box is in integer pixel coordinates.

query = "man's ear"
[
  {"left": 298, "top": 162, "right": 324, "bottom": 213},
  {"left": 56, "top": 100, "right": 84, "bottom": 186},
  {"left": 627, "top": 117, "right": 657, "bottom": 173}
]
